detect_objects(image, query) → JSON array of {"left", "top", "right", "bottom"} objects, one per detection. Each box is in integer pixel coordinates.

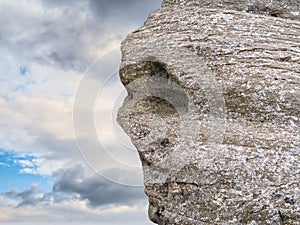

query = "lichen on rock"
[{"left": 117, "top": 0, "right": 300, "bottom": 224}]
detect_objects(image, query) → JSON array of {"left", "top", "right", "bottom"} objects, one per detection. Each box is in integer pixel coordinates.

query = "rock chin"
[{"left": 117, "top": 0, "right": 300, "bottom": 224}]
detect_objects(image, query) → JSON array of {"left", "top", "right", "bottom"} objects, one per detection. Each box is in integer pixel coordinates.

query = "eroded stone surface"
[
  {"left": 162, "top": 0, "right": 300, "bottom": 20},
  {"left": 117, "top": 0, "right": 300, "bottom": 224}
]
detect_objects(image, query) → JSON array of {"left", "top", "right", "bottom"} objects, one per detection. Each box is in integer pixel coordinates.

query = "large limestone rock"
[{"left": 117, "top": 0, "right": 300, "bottom": 224}]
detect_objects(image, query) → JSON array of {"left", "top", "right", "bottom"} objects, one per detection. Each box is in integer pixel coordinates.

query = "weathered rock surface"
[{"left": 117, "top": 0, "right": 300, "bottom": 224}]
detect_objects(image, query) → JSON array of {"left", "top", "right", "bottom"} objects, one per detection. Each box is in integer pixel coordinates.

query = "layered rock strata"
[{"left": 117, "top": 0, "right": 300, "bottom": 224}]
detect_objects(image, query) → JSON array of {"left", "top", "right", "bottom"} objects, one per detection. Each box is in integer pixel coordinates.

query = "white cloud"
[
  {"left": 0, "top": 200, "right": 152, "bottom": 225},
  {"left": 0, "top": 167, "right": 152, "bottom": 224},
  {"left": 0, "top": 0, "right": 161, "bottom": 167},
  {"left": 0, "top": 0, "right": 162, "bottom": 223},
  {"left": 0, "top": 195, "right": 18, "bottom": 208},
  {"left": 19, "top": 158, "right": 67, "bottom": 176},
  {"left": 19, "top": 168, "right": 36, "bottom": 175},
  {"left": 0, "top": 161, "right": 9, "bottom": 167},
  {"left": 0, "top": 94, "right": 74, "bottom": 149},
  {"left": 17, "top": 159, "right": 35, "bottom": 168}
]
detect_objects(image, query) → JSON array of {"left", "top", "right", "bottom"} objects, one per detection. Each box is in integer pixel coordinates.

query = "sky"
[{"left": 0, "top": 0, "right": 162, "bottom": 224}]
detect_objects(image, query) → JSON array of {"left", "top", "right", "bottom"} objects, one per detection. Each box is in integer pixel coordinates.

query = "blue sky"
[
  {"left": 0, "top": 150, "right": 52, "bottom": 192},
  {"left": 0, "top": 0, "right": 161, "bottom": 224}
]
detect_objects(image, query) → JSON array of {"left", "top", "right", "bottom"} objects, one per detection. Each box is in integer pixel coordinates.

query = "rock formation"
[{"left": 117, "top": 0, "right": 300, "bottom": 224}]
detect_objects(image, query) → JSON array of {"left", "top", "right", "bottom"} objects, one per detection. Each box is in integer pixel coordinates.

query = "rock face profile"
[{"left": 117, "top": 0, "right": 300, "bottom": 224}]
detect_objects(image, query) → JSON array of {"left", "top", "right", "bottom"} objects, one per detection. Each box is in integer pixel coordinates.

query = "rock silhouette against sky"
[{"left": 118, "top": 0, "right": 300, "bottom": 224}]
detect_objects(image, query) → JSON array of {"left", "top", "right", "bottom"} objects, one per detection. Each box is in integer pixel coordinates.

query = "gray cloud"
[
  {"left": 0, "top": 0, "right": 161, "bottom": 72},
  {"left": 4, "top": 185, "right": 42, "bottom": 207},
  {"left": 3, "top": 165, "right": 146, "bottom": 208},
  {"left": 41, "top": 0, "right": 162, "bottom": 21},
  {"left": 0, "top": 186, "right": 152, "bottom": 224},
  {"left": 0, "top": 0, "right": 158, "bottom": 223},
  {"left": 88, "top": 0, "right": 161, "bottom": 22},
  {"left": 52, "top": 165, "right": 146, "bottom": 207},
  {"left": 0, "top": 1, "right": 93, "bottom": 71},
  {"left": 32, "top": 131, "right": 81, "bottom": 160}
]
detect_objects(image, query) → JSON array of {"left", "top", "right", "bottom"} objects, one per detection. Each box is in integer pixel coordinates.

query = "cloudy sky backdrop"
[{"left": 0, "top": 0, "right": 161, "bottom": 224}]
